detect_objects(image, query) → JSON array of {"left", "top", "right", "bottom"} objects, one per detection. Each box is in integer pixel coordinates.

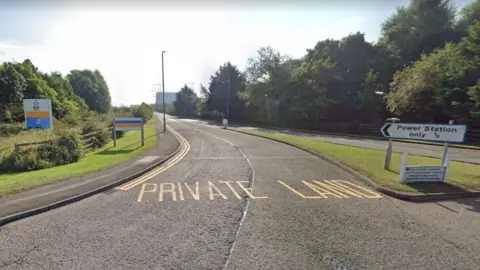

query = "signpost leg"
[
  {"left": 399, "top": 153, "right": 408, "bottom": 183},
  {"left": 441, "top": 142, "right": 449, "bottom": 165},
  {"left": 384, "top": 139, "right": 393, "bottom": 170},
  {"left": 442, "top": 154, "right": 450, "bottom": 182},
  {"left": 441, "top": 120, "right": 454, "bottom": 165},
  {"left": 141, "top": 118, "right": 145, "bottom": 147},
  {"left": 113, "top": 119, "right": 117, "bottom": 147}
]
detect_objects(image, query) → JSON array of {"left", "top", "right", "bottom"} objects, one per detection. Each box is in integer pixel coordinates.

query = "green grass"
[
  {"left": 236, "top": 129, "right": 480, "bottom": 194},
  {"left": 397, "top": 139, "right": 480, "bottom": 149},
  {"left": 0, "top": 119, "right": 158, "bottom": 197}
]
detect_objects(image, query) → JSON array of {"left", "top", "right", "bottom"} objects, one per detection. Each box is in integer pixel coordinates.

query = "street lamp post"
[
  {"left": 161, "top": 51, "right": 166, "bottom": 132},
  {"left": 227, "top": 73, "right": 230, "bottom": 119}
]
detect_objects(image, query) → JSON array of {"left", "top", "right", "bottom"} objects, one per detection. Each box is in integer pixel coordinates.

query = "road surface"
[{"left": 1, "top": 115, "right": 479, "bottom": 269}]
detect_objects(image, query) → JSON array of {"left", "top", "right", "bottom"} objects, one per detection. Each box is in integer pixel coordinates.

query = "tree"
[
  {"left": 0, "top": 63, "right": 26, "bottom": 122},
  {"left": 133, "top": 102, "right": 154, "bottom": 122},
  {"left": 379, "top": 0, "right": 456, "bottom": 68},
  {"left": 387, "top": 43, "right": 469, "bottom": 122},
  {"left": 455, "top": 0, "right": 480, "bottom": 40},
  {"left": 67, "top": 69, "right": 112, "bottom": 114},
  {"left": 173, "top": 85, "right": 200, "bottom": 117},
  {"left": 207, "top": 62, "right": 246, "bottom": 121},
  {"left": 460, "top": 21, "right": 480, "bottom": 118}
]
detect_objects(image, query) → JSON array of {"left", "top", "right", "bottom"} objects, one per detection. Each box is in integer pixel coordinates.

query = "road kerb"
[
  {"left": 228, "top": 128, "right": 480, "bottom": 202},
  {"left": 0, "top": 127, "right": 184, "bottom": 227}
]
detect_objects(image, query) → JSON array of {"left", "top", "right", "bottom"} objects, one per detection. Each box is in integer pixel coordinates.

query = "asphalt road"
[{"left": 1, "top": 115, "right": 479, "bottom": 269}]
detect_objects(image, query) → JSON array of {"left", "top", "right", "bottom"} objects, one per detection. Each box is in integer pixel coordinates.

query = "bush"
[
  {"left": 133, "top": 103, "right": 154, "bottom": 122},
  {"left": 1, "top": 133, "right": 84, "bottom": 172},
  {"left": 0, "top": 123, "right": 24, "bottom": 137},
  {"left": 82, "top": 121, "right": 111, "bottom": 149}
]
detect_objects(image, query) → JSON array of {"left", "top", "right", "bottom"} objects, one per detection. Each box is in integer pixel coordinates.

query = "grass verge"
[
  {"left": 236, "top": 129, "right": 480, "bottom": 194},
  {"left": 0, "top": 119, "right": 158, "bottom": 197}
]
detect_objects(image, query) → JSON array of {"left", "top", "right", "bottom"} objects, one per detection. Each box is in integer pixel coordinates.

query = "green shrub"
[
  {"left": 133, "top": 103, "right": 153, "bottom": 122},
  {"left": 0, "top": 123, "right": 24, "bottom": 137},
  {"left": 82, "top": 121, "right": 111, "bottom": 149},
  {"left": 0, "top": 133, "right": 84, "bottom": 172}
]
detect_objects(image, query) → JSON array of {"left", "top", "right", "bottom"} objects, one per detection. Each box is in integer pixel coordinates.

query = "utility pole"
[
  {"left": 152, "top": 83, "right": 161, "bottom": 112},
  {"left": 227, "top": 72, "right": 231, "bottom": 119},
  {"left": 161, "top": 51, "right": 166, "bottom": 132}
]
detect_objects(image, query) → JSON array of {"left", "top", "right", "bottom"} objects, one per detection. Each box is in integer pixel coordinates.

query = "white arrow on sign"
[{"left": 380, "top": 122, "right": 467, "bottom": 143}]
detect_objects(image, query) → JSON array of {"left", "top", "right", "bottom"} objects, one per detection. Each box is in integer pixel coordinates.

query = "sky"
[{"left": 0, "top": 0, "right": 472, "bottom": 106}]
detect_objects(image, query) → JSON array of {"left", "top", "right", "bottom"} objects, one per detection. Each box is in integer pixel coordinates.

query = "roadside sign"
[
  {"left": 402, "top": 166, "right": 446, "bottom": 183},
  {"left": 113, "top": 118, "right": 144, "bottom": 147},
  {"left": 23, "top": 99, "right": 53, "bottom": 129},
  {"left": 399, "top": 153, "right": 450, "bottom": 183},
  {"left": 114, "top": 118, "right": 143, "bottom": 131},
  {"left": 380, "top": 122, "right": 467, "bottom": 143}
]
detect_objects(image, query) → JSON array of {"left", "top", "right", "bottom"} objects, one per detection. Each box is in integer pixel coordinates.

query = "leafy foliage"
[
  {"left": 173, "top": 85, "right": 200, "bottom": 117},
  {"left": 1, "top": 133, "right": 84, "bottom": 172},
  {"left": 133, "top": 102, "right": 154, "bottom": 122},
  {"left": 195, "top": 0, "right": 480, "bottom": 127},
  {"left": 67, "top": 69, "right": 112, "bottom": 114}
]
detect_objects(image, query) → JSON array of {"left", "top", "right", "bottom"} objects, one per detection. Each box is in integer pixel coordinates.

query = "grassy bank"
[
  {"left": 236, "top": 129, "right": 480, "bottom": 194},
  {"left": 0, "top": 119, "right": 158, "bottom": 197}
]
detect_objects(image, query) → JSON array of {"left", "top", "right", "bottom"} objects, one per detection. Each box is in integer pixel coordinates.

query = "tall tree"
[
  {"left": 207, "top": 62, "right": 246, "bottom": 121},
  {"left": 173, "top": 85, "right": 200, "bottom": 117},
  {"left": 455, "top": 0, "right": 480, "bottom": 40},
  {"left": 0, "top": 63, "right": 26, "bottom": 122},
  {"left": 379, "top": 0, "right": 456, "bottom": 68},
  {"left": 67, "top": 69, "right": 112, "bottom": 114}
]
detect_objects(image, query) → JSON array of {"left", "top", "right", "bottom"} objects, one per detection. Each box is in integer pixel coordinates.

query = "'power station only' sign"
[{"left": 380, "top": 123, "right": 467, "bottom": 143}]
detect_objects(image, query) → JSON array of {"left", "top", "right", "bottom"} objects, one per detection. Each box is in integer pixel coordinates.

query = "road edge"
[
  {"left": 0, "top": 126, "right": 184, "bottom": 227},
  {"left": 228, "top": 128, "right": 480, "bottom": 202}
]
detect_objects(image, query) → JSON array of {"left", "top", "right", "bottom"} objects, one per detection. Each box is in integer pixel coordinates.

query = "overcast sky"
[{"left": 0, "top": 0, "right": 471, "bottom": 106}]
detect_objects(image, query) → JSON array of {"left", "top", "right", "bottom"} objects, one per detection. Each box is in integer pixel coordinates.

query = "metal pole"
[
  {"left": 384, "top": 139, "right": 392, "bottom": 170},
  {"left": 112, "top": 118, "right": 117, "bottom": 147},
  {"left": 441, "top": 120, "right": 454, "bottom": 165},
  {"left": 384, "top": 118, "right": 398, "bottom": 170},
  {"left": 141, "top": 118, "right": 145, "bottom": 146},
  {"left": 161, "top": 51, "right": 166, "bottom": 132},
  {"left": 227, "top": 72, "right": 230, "bottom": 119}
]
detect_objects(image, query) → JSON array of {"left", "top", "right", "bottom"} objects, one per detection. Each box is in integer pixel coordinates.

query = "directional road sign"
[{"left": 380, "top": 122, "right": 467, "bottom": 143}]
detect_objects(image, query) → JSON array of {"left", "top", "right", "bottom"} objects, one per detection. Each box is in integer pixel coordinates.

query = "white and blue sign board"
[
  {"left": 381, "top": 122, "right": 467, "bottom": 143},
  {"left": 113, "top": 118, "right": 144, "bottom": 147},
  {"left": 114, "top": 118, "right": 143, "bottom": 131},
  {"left": 23, "top": 99, "right": 53, "bottom": 129}
]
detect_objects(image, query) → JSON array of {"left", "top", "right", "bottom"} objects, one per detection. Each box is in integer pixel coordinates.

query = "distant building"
[{"left": 156, "top": 92, "right": 176, "bottom": 105}]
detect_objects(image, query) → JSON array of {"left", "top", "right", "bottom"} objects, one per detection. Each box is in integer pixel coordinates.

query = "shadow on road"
[
  {"left": 406, "top": 182, "right": 471, "bottom": 194},
  {"left": 455, "top": 198, "right": 480, "bottom": 213}
]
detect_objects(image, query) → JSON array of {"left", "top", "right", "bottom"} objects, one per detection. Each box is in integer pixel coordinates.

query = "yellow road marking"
[
  {"left": 160, "top": 183, "right": 177, "bottom": 201},
  {"left": 136, "top": 180, "right": 383, "bottom": 202},
  {"left": 236, "top": 181, "right": 268, "bottom": 199},
  {"left": 116, "top": 126, "right": 190, "bottom": 191},
  {"left": 277, "top": 181, "right": 325, "bottom": 199},
  {"left": 220, "top": 181, "right": 242, "bottom": 200}
]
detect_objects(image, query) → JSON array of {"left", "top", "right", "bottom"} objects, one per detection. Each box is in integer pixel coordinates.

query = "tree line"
[
  {"left": 172, "top": 0, "right": 480, "bottom": 128},
  {"left": 0, "top": 59, "right": 112, "bottom": 124}
]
